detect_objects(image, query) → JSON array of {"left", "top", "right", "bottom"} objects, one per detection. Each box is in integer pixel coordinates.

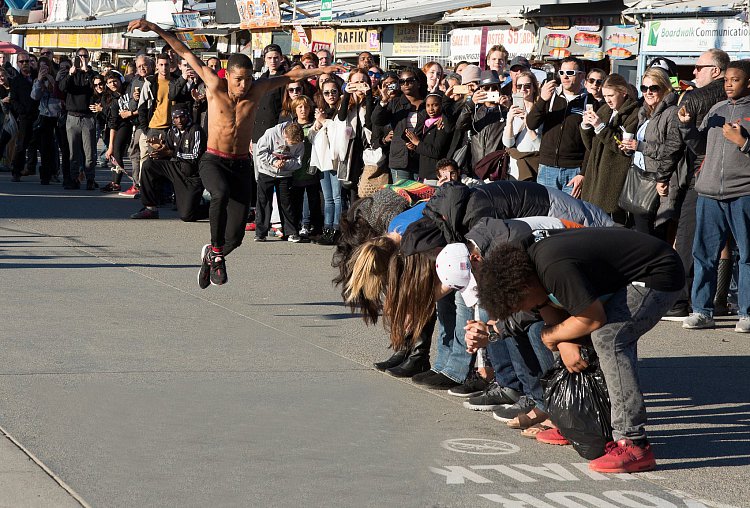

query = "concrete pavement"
[{"left": 0, "top": 169, "right": 748, "bottom": 507}]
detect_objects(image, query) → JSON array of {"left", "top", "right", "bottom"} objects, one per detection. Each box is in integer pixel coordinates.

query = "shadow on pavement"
[{"left": 640, "top": 355, "right": 750, "bottom": 470}]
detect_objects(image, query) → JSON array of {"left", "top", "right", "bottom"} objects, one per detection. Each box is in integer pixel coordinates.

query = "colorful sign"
[
  {"left": 644, "top": 18, "right": 750, "bottom": 53},
  {"left": 297, "top": 28, "right": 335, "bottom": 54},
  {"left": 177, "top": 31, "right": 210, "bottom": 49},
  {"left": 102, "top": 29, "right": 128, "bottom": 50},
  {"left": 450, "top": 27, "right": 536, "bottom": 61},
  {"left": 172, "top": 11, "right": 203, "bottom": 29},
  {"left": 55, "top": 31, "right": 103, "bottom": 49},
  {"left": 235, "top": 0, "right": 281, "bottom": 30},
  {"left": 335, "top": 28, "right": 380, "bottom": 53},
  {"left": 538, "top": 18, "right": 639, "bottom": 60},
  {"left": 320, "top": 0, "right": 332, "bottom": 22},
  {"left": 392, "top": 24, "right": 441, "bottom": 56}
]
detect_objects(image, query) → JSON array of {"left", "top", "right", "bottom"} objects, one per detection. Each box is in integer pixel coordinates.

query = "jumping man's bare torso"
[{"left": 204, "top": 80, "right": 268, "bottom": 155}]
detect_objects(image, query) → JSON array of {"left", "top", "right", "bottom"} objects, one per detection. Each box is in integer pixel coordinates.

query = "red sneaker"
[
  {"left": 536, "top": 427, "right": 570, "bottom": 446},
  {"left": 588, "top": 439, "right": 656, "bottom": 473},
  {"left": 118, "top": 185, "right": 139, "bottom": 197},
  {"left": 245, "top": 222, "right": 256, "bottom": 231}
]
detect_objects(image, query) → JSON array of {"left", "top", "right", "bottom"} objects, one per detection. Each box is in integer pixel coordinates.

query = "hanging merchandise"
[{"left": 574, "top": 32, "right": 602, "bottom": 48}]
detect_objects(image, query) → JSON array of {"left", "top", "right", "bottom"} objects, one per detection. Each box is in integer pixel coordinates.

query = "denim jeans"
[
  {"left": 692, "top": 195, "right": 750, "bottom": 317},
  {"left": 390, "top": 169, "right": 418, "bottom": 183},
  {"left": 432, "top": 291, "right": 474, "bottom": 383},
  {"left": 320, "top": 170, "right": 341, "bottom": 230},
  {"left": 504, "top": 320, "right": 555, "bottom": 411},
  {"left": 536, "top": 164, "right": 580, "bottom": 196},
  {"left": 486, "top": 338, "right": 522, "bottom": 393}
]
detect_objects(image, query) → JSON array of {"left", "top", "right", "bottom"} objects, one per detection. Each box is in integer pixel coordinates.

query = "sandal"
[
  {"left": 507, "top": 408, "right": 550, "bottom": 429},
  {"left": 521, "top": 421, "right": 555, "bottom": 439}
]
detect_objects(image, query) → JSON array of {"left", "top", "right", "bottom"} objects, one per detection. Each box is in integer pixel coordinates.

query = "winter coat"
[
  {"left": 680, "top": 94, "right": 750, "bottom": 200},
  {"left": 637, "top": 91, "right": 682, "bottom": 183},
  {"left": 580, "top": 98, "right": 640, "bottom": 213},
  {"left": 252, "top": 70, "right": 285, "bottom": 144},
  {"left": 454, "top": 101, "right": 506, "bottom": 173},
  {"left": 526, "top": 87, "right": 594, "bottom": 168},
  {"left": 10, "top": 73, "right": 39, "bottom": 117},
  {"left": 679, "top": 78, "right": 727, "bottom": 180},
  {"left": 372, "top": 94, "right": 425, "bottom": 170},
  {"left": 57, "top": 68, "right": 94, "bottom": 115},
  {"left": 414, "top": 114, "right": 453, "bottom": 180}
]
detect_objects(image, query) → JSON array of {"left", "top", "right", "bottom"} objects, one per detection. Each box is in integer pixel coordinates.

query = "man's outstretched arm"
[
  {"left": 256, "top": 65, "right": 347, "bottom": 95},
  {"left": 127, "top": 18, "right": 218, "bottom": 88}
]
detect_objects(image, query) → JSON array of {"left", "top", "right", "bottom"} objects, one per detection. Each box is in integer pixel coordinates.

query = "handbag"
[
  {"left": 618, "top": 163, "right": 659, "bottom": 215},
  {"left": 357, "top": 164, "right": 389, "bottom": 197}
]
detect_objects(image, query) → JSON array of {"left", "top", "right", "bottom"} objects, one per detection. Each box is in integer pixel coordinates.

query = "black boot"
[
  {"left": 373, "top": 349, "right": 408, "bottom": 371},
  {"left": 714, "top": 258, "right": 733, "bottom": 316},
  {"left": 316, "top": 228, "right": 336, "bottom": 246},
  {"left": 386, "top": 330, "right": 432, "bottom": 378}
]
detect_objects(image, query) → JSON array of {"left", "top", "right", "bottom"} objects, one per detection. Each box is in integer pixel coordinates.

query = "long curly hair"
[
  {"left": 475, "top": 244, "right": 537, "bottom": 320},
  {"left": 344, "top": 236, "right": 399, "bottom": 324}
]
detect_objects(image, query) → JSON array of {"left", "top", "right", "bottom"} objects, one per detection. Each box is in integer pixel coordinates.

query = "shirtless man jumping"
[{"left": 128, "top": 18, "right": 344, "bottom": 289}]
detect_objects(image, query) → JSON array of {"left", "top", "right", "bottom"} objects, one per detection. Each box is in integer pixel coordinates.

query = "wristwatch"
[{"left": 488, "top": 328, "right": 501, "bottom": 343}]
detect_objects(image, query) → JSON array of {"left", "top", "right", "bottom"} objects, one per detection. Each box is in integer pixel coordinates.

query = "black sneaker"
[
  {"left": 198, "top": 244, "right": 211, "bottom": 290},
  {"left": 130, "top": 207, "right": 159, "bottom": 219},
  {"left": 463, "top": 382, "right": 522, "bottom": 411},
  {"left": 86, "top": 179, "right": 96, "bottom": 191},
  {"left": 209, "top": 250, "right": 228, "bottom": 286},
  {"left": 253, "top": 236, "right": 266, "bottom": 242},
  {"left": 287, "top": 234, "right": 309, "bottom": 243},
  {"left": 420, "top": 372, "right": 461, "bottom": 390},
  {"left": 492, "top": 396, "right": 536, "bottom": 422},
  {"left": 412, "top": 370, "right": 440, "bottom": 385},
  {"left": 448, "top": 375, "right": 493, "bottom": 398}
]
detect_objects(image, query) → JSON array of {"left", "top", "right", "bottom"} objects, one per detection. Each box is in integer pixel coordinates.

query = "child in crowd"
[
  {"left": 290, "top": 96, "right": 323, "bottom": 239},
  {"left": 404, "top": 93, "right": 453, "bottom": 183},
  {"left": 254, "top": 122, "right": 307, "bottom": 243}
]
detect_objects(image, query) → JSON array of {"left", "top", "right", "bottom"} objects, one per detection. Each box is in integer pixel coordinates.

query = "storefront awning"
[
  {"left": 438, "top": 4, "right": 538, "bottom": 27},
  {"left": 10, "top": 11, "right": 145, "bottom": 32},
  {"left": 337, "top": 0, "right": 491, "bottom": 25},
  {"left": 623, "top": 0, "right": 742, "bottom": 16}
]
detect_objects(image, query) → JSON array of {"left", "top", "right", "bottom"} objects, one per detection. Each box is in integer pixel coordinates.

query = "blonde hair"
[
  {"left": 642, "top": 68, "right": 672, "bottom": 117},
  {"left": 346, "top": 237, "right": 398, "bottom": 313}
]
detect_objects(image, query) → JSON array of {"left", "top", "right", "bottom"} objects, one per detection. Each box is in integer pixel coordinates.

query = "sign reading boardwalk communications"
[
  {"left": 235, "top": 0, "right": 281, "bottom": 30},
  {"left": 450, "top": 27, "right": 535, "bottom": 61},
  {"left": 320, "top": 0, "right": 332, "bottom": 22},
  {"left": 644, "top": 18, "right": 750, "bottom": 53},
  {"left": 335, "top": 28, "right": 380, "bottom": 53}
]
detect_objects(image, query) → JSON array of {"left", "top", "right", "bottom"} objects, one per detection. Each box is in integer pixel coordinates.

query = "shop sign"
[
  {"left": 392, "top": 24, "right": 440, "bottom": 56},
  {"left": 450, "top": 27, "right": 536, "bottom": 61},
  {"left": 57, "top": 31, "right": 103, "bottom": 49},
  {"left": 335, "top": 28, "right": 380, "bottom": 53},
  {"left": 102, "top": 29, "right": 128, "bottom": 50},
  {"left": 177, "top": 31, "right": 210, "bottom": 49},
  {"left": 235, "top": 0, "right": 281, "bottom": 30},
  {"left": 38, "top": 31, "right": 59, "bottom": 48},
  {"left": 644, "top": 18, "right": 750, "bottom": 53},
  {"left": 320, "top": 0, "right": 332, "bottom": 22},
  {"left": 172, "top": 11, "right": 203, "bottom": 29},
  {"left": 251, "top": 30, "right": 274, "bottom": 52},
  {"left": 25, "top": 32, "right": 40, "bottom": 47}
]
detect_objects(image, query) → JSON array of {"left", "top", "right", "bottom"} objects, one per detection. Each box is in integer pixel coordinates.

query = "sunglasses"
[
  {"left": 640, "top": 84, "right": 661, "bottom": 93},
  {"left": 17, "top": 59, "right": 29, "bottom": 64},
  {"left": 288, "top": 87, "right": 303, "bottom": 93},
  {"left": 587, "top": 78, "right": 604, "bottom": 85},
  {"left": 694, "top": 64, "right": 717, "bottom": 72},
  {"left": 558, "top": 70, "right": 580, "bottom": 77},
  {"left": 399, "top": 78, "right": 416, "bottom": 85},
  {"left": 517, "top": 83, "right": 533, "bottom": 90},
  {"left": 77, "top": 54, "right": 88, "bottom": 58},
  {"left": 368, "top": 71, "right": 381, "bottom": 78},
  {"left": 94, "top": 83, "right": 104, "bottom": 87},
  {"left": 481, "top": 85, "right": 499, "bottom": 91},
  {"left": 323, "top": 90, "right": 338, "bottom": 96}
]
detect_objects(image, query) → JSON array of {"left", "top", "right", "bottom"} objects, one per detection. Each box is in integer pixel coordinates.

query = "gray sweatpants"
[
  {"left": 129, "top": 127, "right": 144, "bottom": 185},
  {"left": 591, "top": 285, "right": 680, "bottom": 442},
  {"left": 66, "top": 115, "right": 97, "bottom": 181}
]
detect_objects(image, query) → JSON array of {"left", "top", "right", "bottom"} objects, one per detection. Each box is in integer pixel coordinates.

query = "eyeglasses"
[
  {"left": 288, "top": 87, "right": 303, "bottom": 93},
  {"left": 517, "top": 83, "right": 533, "bottom": 90},
  {"left": 587, "top": 78, "right": 604, "bottom": 85},
  {"left": 399, "top": 78, "right": 416, "bottom": 85},
  {"left": 694, "top": 64, "right": 717, "bottom": 72},
  {"left": 322, "top": 90, "right": 338, "bottom": 97},
  {"left": 640, "top": 84, "right": 661, "bottom": 93},
  {"left": 558, "top": 70, "right": 580, "bottom": 77}
]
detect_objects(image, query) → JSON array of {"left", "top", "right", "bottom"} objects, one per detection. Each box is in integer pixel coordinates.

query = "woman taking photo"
[
  {"left": 579, "top": 73, "right": 640, "bottom": 224},
  {"left": 619, "top": 67, "right": 682, "bottom": 237},
  {"left": 373, "top": 67, "right": 427, "bottom": 182},
  {"left": 102, "top": 72, "right": 133, "bottom": 193},
  {"left": 30, "top": 57, "right": 63, "bottom": 185},
  {"left": 422, "top": 61, "right": 444, "bottom": 94},
  {"left": 502, "top": 71, "right": 541, "bottom": 181}
]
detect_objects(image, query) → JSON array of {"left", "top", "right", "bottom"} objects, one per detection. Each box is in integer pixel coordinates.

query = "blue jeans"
[
  {"left": 504, "top": 321, "right": 555, "bottom": 411},
  {"left": 432, "top": 291, "right": 474, "bottom": 383},
  {"left": 320, "top": 171, "right": 341, "bottom": 230},
  {"left": 692, "top": 195, "right": 750, "bottom": 317},
  {"left": 391, "top": 169, "right": 418, "bottom": 183},
  {"left": 536, "top": 164, "right": 580, "bottom": 196},
  {"left": 486, "top": 339, "right": 522, "bottom": 393}
]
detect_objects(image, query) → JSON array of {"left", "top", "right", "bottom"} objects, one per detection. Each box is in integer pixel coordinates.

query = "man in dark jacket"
[
  {"left": 526, "top": 57, "right": 592, "bottom": 198},
  {"left": 9, "top": 51, "right": 39, "bottom": 182},
  {"left": 666, "top": 49, "right": 729, "bottom": 319},
  {"left": 58, "top": 47, "right": 97, "bottom": 189}
]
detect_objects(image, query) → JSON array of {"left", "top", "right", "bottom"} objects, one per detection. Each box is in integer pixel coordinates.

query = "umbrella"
[{"left": 0, "top": 41, "right": 25, "bottom": 54}]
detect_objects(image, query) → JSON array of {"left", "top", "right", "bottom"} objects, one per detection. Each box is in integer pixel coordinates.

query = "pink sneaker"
[{"left": 589, "top": 439, "right": 656, "bottom": 473}]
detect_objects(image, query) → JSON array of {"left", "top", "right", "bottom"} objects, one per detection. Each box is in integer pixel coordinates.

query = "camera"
[{"left": 387, "top": 82, "right": 400, "bottom": 92}]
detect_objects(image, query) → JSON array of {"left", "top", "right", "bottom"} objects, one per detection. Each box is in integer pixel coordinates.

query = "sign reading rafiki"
[{"left": 335, "top": 28, "right": 380, "bottom": 53}]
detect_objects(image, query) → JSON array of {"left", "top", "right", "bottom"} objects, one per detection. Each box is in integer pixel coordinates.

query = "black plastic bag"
[{"left": 541, "top": 346, "right": 613, "bottom": 460}]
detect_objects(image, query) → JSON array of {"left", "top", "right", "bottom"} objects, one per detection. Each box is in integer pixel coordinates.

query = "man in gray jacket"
[{"left": 679, "top": 60, "right": 750, "bottom": 332}]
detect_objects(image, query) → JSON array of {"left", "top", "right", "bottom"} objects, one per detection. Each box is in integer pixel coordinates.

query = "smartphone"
[
  {"left": 546, "top": 71, "right": 558, "bottom": 84},
  {"left": 512, "top": 93, "right": 525, "bottom": 109},
  {"left": 349, "top": 82, "right": 369, "bottom": 92},
  {"left": 484, "top": 91, "right": 501, "bottom": 103},
  {"left": 453, "top": 84, "right": 470, "bottom": 95},
  {"left": 585, "top": 104, "right": 594, "bottom": 113},
  {"left": 387, "top": 82, "right": 400, "bottom": 92},
  {"left": 401, "top": 129, "right": 413, "bottom": 142}
]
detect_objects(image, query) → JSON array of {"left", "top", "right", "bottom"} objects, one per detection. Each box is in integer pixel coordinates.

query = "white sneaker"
[
  {"left": 682, "top": 313, "right": 715, "bottom": 329},
  {"left": 735, "top": 317, "right": 750, "bottom": 333}
]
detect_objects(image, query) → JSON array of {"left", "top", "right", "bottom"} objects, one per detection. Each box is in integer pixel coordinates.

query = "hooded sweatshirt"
[{"left": 680, "top": 94, "right": 750, "bottom": 200}]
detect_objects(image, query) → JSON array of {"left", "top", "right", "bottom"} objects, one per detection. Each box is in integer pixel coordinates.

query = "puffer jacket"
[
  {"left": 454, "top": 101, "right": 505, "bottom": 172},
  {"left": 372, "top": 94, "right": 425, "bottom": 170},
  {"left": 580, "top": 98, "right": 640, "bottom": 213},
  {"left": 637, "top": 91, "right": 683, "bottom": 183},
  {"left": 679, "top": 78, "right": 727, "bottom": 181},
  {"left": 681, "top": 94, "right": 750, "bottom": 200}
]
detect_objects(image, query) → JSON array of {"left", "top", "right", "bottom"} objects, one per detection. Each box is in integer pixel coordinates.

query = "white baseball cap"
[{"left": 435, "top": 243, "right": 478, "bottom": 307}]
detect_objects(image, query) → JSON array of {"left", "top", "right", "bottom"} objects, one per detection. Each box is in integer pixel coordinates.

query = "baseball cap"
[
  {"left": 435, "top": 243, "right": 478, "bottom": 307},
  {"left": 509, "top": 56, "right": 530, "bottom": 70}
]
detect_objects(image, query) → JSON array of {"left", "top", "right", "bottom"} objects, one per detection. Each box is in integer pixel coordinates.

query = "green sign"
[{"left": 320, "top": 0, "right": 332, "bottom": 21}]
